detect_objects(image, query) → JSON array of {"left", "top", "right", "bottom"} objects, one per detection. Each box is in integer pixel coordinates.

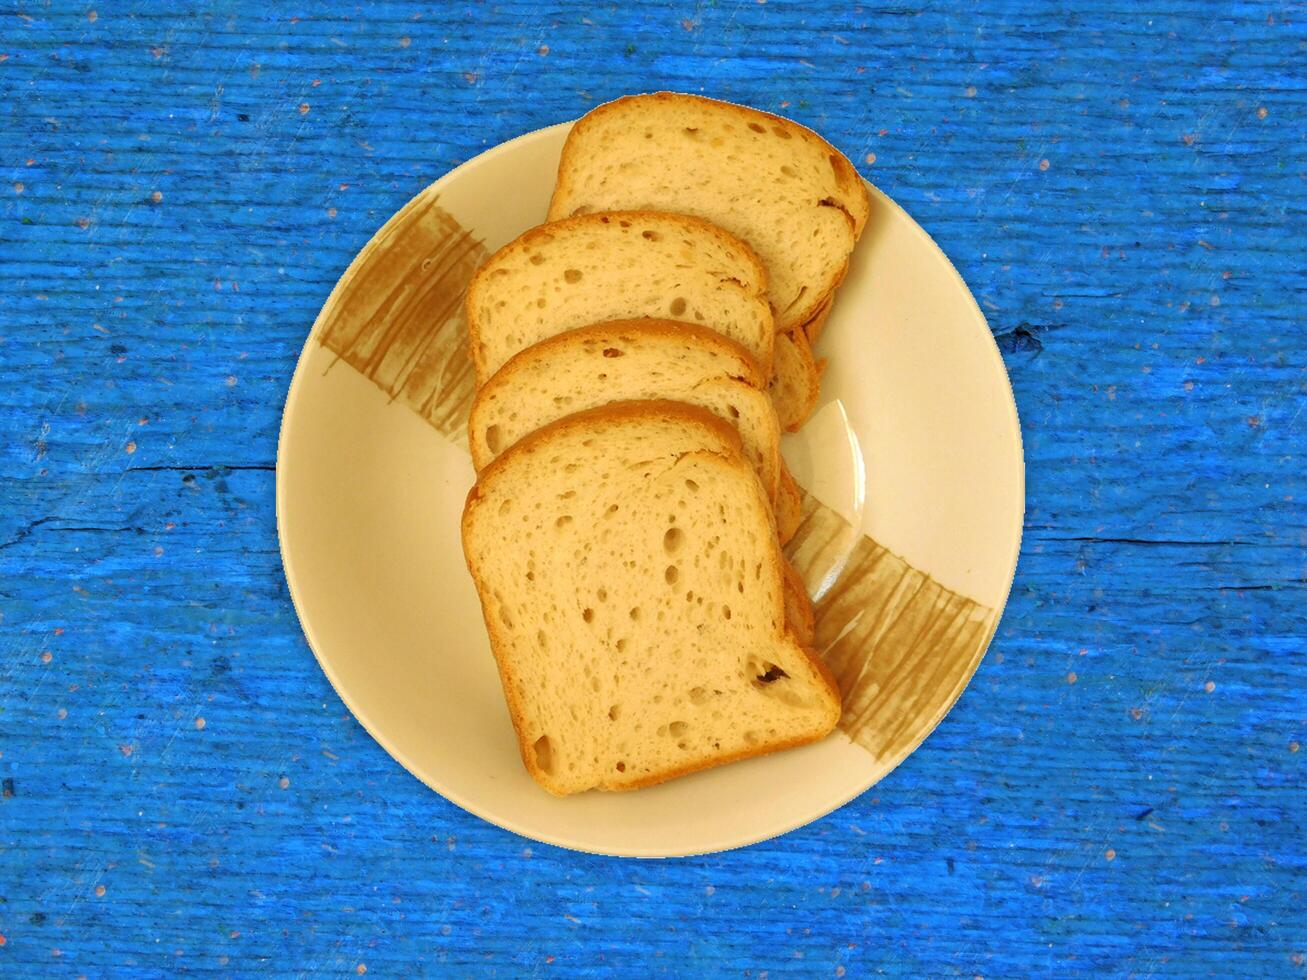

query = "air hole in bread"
[
  {"left": 498, "top": 499, "right": 511, "bottom": 516},
  {"left": 536, "top": 630, "right": 547, "bottom": 649},
  {"left": 609, "top": 705, "right": 620, "bottom": 721},
  {"left": 528, "top": 253, "right": 544, "bottom": 266},
  {"left": 665, "top": 565, "right": 680, "bottom": 585},
  {"left": 619, "top": 220, "right": 631, "bottom": 228},
  {"left": 684, "top": 590, "right": 694, "bottom": 603},
  {"left": 602, "top": 347, "right": 624, "bottom": 358},
  {"left": 563, "top": 268, "right": 582, "bottom": 284},
  {"left": 684, "top": 127, "right": 700, "bottom": 137},
  {"left": 559, "top": 490, "right": 576, "bottom": 499},
  {"left": 485, "top": 425, "right": 503, "bottom": 454},
  {"left": 669, "top": 297, "right": 687, "bottom": 316},
  {"left": 582, "top": 607, "right": 594, "bottom": 623},
  {"left": 572, "top": 205, "right": 592, "bottom": 216},
  {"left": 533, "top": 736, "right": 554, "bottom": 774},
  {"left": 753, "top": 662, "right": 789, "bottom": 687},
  {"left": 615, "top": 638, "right": 627, "bottom": 652},
  {"left": 629, "top": 607, "right": 641, "bottom": 621},
  {"left": 615, "top": 761, "right": 625, "bottom": 772},
  {"left": 677, "top": 741, "right": 689, "bottom": 750},
  {"left": 723, "top": 605, "right": 732, "bottom": 620},
  {"left": 744, "top": 731, "right": 759, "bottom": 745},
  {"left": 591, "top": 677, "right": 600, "bottom": 692},
  {"left": 605, "top": 504, "right": 619, "bottom": 517},
  {"left": 663, "top": 527, "right": 685, "bottom": 554},
  {"left": 748, "top": 121, "right": 766, "bottom": 133},
  {"left": 498, "top": 605, "right": 513, "bottom": 628},
  {"left": 727, "top": 404, "right": 740, "bottom": 419},
  {"left": 555, "top": 515, "right": 573, "bottom": 528},
  {"left": 780, "top": 164, "right": 797, "bottom": 178},
  {"left": 689, "top": 687, "right": 708, "bottom": 705},
  {"left": 685, "top": 479, "right": 700, "bottom": 492},
  {"left": 597, "top": 588, "right": 608, "bottom": 602},
  {"left": 772, "top": 126, "right": 791, "bottom": 139},
  {"left": 641, "top": 229, "right": 662, "bottom": 241}
]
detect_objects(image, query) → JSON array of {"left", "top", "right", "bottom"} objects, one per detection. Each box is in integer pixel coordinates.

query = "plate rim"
[{"left": 275, "top": 120, "right": 1026, "bottom": 858}]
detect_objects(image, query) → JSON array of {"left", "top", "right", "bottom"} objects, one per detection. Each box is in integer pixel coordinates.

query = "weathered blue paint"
[{"left": 0, "top": 3, "right": 1302, "bottom": 975}]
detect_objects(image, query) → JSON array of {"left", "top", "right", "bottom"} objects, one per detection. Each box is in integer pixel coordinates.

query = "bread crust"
[
  {"left": 775, "top": 461, "right": 803, "bottom": 544},
  {"left": 769, "top": 327, "right": 822, "bottom": 432},
  {"left": 465, "top": 210, "right": 774, "bottom": 383},
  {"left": 469, "top": 317, "right": 767, "bottom": 465},
  {"left": 462, "top": 401, "right": 840, "bottom": 795},
  {"left": 799, "top": 294, "right": 835, "bottom": 346},
  {"left": 782, "top": 559, "right": 816, "bottom": 645},
  {"left": 549, "top": 92, "right": 871, "bottom": 331}
]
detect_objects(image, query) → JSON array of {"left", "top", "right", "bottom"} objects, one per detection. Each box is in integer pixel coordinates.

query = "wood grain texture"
[
  {"left": 317, "top": 196, "right": 486, "bottom": 442},
  {"left": 784, "top": 492, "right": 996, "bottom": 761},
  {"left": 0, "top": 2, "right": 1302, "bottom": 976}
]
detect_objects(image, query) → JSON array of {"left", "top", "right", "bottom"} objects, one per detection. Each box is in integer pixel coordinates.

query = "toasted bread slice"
[
  {"left": 465, "top": 211, "right": 773, "bottom": 384},
  {"left": 461, "top": 401, "right": 841, "bottom": 795},
  {"left": 548, "top": 92, "right": 870, "bottom": 334}
]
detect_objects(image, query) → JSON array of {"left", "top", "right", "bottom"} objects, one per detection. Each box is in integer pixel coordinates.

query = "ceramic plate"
[{"left": 277, "top": 120, "right": 1023, "bottom": 857}]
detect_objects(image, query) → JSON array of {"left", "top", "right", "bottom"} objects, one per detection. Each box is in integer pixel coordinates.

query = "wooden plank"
[{"left": 0, "top": 2, "right": 1302, "bottom": 975}]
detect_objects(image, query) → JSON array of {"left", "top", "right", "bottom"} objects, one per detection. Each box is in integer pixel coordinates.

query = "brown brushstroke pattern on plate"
[
  {"left": 315, "top": 200, "right": 996, "bottom": 763},
  {"left": 784, "top": 491, "right": 995, "bottom": 759},
  {"left": 316, "top": 196, "right": 488, "bottom": 445}
]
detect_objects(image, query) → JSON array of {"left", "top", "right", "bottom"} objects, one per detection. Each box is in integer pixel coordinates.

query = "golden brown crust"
[
  {"left": 782, "top": 559, "right": 815, "bottom": 645},
  {"left": 769, "top": 328, "right": 822, "bottom": 432},
  {"left": 467, "top": 399, "right": 745, "bottom": 503},
  {"left": 799, "top": 294, "right": 835, "bottom": 346},
  {"left": 549, "top": 92, "right": 871, "bottom": 331},
  {"left": 465, "top": 209, "right": 773, "bottom": 383},
  {"left": 468, "top": 319, "right": 768, "bottom": 472},
  {"left": 613, "top": 686, "right": 838, "bottom": 793},
  {"left": 775, "top": 460, "right": 802, "bottom": 544}
]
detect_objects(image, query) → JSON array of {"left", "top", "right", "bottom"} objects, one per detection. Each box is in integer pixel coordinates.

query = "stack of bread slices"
[{"left": 461, "top": 93, "right": 870, "bottom": 796}]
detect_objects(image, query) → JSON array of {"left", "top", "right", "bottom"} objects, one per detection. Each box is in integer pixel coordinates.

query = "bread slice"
[
  {"left": 775, "top": 462, "right": 803, "bottom": 544},
  {"left": 799, "top": 293, "right": 834, "bottom": 346},
  {"left": 769, "top": 328, "right": 823, "bottom": 432},
  {"left": 548, "top": 92, "right": 871, "bottom": 335},
  {"left": 469, "top": 319, "right": 781, "bottom": 507},
  {"left": 465, "top": 211, "right": 773, "bottom": 384},
  {"left": 461, "top": 401, "right": 841, "bottom": 795},
  {"left": 781, "top": 560, "right": 815, "bottom": 647}
]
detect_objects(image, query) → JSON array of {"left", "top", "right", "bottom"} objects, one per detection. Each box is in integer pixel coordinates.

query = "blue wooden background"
[{"left": 1, "top": 2, "right": 1303, "bottom": 975}]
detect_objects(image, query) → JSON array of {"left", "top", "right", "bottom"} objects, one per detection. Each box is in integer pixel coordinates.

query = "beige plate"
[{"left": 277, "top": 122, "right": 1024, "bottom": 857}]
